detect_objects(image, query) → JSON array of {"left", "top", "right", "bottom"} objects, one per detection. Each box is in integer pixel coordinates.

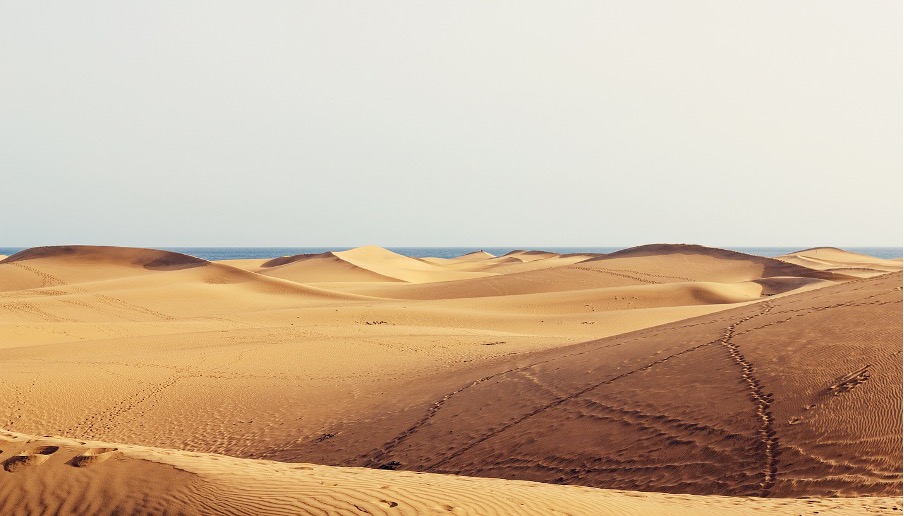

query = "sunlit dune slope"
[
  {"left": 333, "top": 246, "right": 496, "bottom": 283},
  {"left": 579, "top": 244, "right": 847, "bottom": 282},
  {"left": 332, "top": 244, "right": 844, "bottom": 300},
  {"left": 257, "top": 251, "right": 404, "bottom": 283},
  {"left": 0, "top": 246, "right": 208, "bottom": 290},
  {"left": 777, "top": 247, "right": 902, "bottom": 277},
  {"left": 283, "top": 273, "right": 902, "bottom": 498},
  {"left": 0, "top": 431, "right": 897, "bottom": 516},
  {"left": 243, "top": 246, "right": 498, "bottom": 284}
]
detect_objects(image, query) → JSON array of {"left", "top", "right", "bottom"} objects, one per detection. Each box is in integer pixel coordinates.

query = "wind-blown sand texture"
[{"left": 0, "top": 244, "right": 899, "bottom": 514}]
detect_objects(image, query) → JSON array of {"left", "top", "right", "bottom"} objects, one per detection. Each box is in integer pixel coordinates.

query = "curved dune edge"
[
  {"left": 0, "top": 245, "right": 210, "bottom": 270},
  {"left": 0, "top": 431, "right": 897, "bottom": 516},
  {"left": 0, "top": 244, "right": 369, "bottom": 300},
  {"left": 777, "top": 247, "right": 903, "bottom": 277},
  {"left": 258, "top": 251, "right": 405, "bottom": 283}
]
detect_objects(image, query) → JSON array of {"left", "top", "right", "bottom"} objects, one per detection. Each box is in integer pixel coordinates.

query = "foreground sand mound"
[
  {"left": 778, "top": 247, "right": 903, "bottom": 277},
  {"left": 285, "top": 273, "right": 902, "bottom": 498},
  {"left": 0, "top": 431, "right": 896, "bottom": 516}
]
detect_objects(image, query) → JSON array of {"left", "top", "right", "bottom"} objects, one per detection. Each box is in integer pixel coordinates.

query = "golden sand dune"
[
  {"left": 0, "top": 246, "right": 206, "bottom": 291},
  {"left": 778, "top": 247, "right": 903, "bottom": 277},
  {"left": 0, "top": 431, "right": 897, "bottom": 516},
  {"left": 226, "top": 246, "right": 499, "bottom": 284},
  {"left": 272, "top": 273, "right": 902, "bottom": 498},
  {"left": 579, "top": 244, "right": 846, "bottom": 283},
  {"left": 331, "top": 245, "right": 842, "bottom": 300},
  {"left": 420, "top": 250, "right": 496, "bottom": 266},
  {"left": 330, "top": 246, "right": 496, "bottom": 283},
  {"left": 0, "top": 244, "right": 899, "bottom": 513},
  {"left": 258, "top": 251, "right": 405, "bottom": 283}
]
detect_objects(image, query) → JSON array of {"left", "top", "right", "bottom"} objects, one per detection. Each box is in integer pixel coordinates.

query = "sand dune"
[
  {"left": 258, "top": 251, "right": 404, "bottom": 283},
  {"left": 778, "top": 247, "right": 903, "bottom": 277},
  {"left": 0, "top": 246, "right": 207, "bottom": 291},
  {"left": 235, "top": 246, "right": 498, "bottom": 284},
  {"left": 275, "top": 273, "right": 902, "bottom": 498},
  {"left": 330, "top": 245, "right": 841, "bottom": 300},
  {"left": 0, "top": 431, "right": 897, "bottom": 516},
  {"left": 420, "top": 250, "right": 496, "bottom": 267},
  {"left": 579, "top": 244, "right": 846, "bottom": 283},
  {"left": 0, "top": 244, "right": 898, "bottom": 513},
  {"left": 332, "top": 246, "right": 496, "bottom": 283}
]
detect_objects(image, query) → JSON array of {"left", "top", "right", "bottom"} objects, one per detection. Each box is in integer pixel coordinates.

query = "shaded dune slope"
[{"left": 280, "top": 273, "right": 902, "bottom": 498}]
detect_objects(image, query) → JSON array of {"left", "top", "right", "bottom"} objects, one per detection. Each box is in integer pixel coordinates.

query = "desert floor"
[{"left": 0, "top": 244, "right": 900, "bottom": 514}]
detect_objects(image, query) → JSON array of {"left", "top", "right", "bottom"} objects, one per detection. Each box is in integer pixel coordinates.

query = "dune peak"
[{"left": 1, "top": 245, "right": 210, "bottom": 270}]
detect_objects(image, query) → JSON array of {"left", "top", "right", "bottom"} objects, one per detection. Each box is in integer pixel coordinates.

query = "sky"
[{"left": 1, "top": 1, "right": 901, "bottom": 247}]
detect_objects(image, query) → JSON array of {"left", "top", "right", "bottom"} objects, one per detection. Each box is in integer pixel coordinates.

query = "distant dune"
[
  {"left": 258, "top": 251, "right": 404, "bottom": 283},
  {"left": 777, "top": 247, "right": 903, "bottom": 277},
  {"left": 0, "top": 244, "right": 899, "bottom": 514}
]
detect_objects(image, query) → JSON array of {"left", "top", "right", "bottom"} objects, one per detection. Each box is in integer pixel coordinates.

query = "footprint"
[
  {"left": 69, "top": 447, "right": 118, "bottom": 468},
  {"left": 3, "top": 445, "right": 59, "bottom": 472}
]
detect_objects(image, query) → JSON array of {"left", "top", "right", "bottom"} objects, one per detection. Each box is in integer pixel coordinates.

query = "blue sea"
[{"left": 1, "top": 246, "right": 901, "bottom": 261}]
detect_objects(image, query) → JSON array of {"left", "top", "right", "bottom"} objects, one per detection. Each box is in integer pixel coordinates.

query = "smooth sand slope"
[
  {"left": 777, "top": 247, "right": 903, "bottom": 278},
  {"left": 0, "top": 244, "right": 899, "bottom": 513}
]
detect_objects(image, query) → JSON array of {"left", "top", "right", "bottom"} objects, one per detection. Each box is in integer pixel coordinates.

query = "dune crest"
[
  {"left": 0, "top": 430, "right": 897, "bottom": 516},
  {"left": 1, "top": 245, "right": 209, "bottom": 270},
  {"left": 777, "top": 247, "right": 902, "bottom": 277}
]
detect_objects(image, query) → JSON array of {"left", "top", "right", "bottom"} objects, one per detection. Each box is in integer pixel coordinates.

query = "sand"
[
  {"left": 0, "top": 431, "right": 898, "bottom": 516},
  {"left": 777, "top": 247, "right": 903, "bottom": 278},
  {"left": 0, "top": 244, "right": 899, "bottom": 514}
]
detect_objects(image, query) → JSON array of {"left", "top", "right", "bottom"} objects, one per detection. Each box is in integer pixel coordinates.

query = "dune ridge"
[
  {"left": 0, "top": 430, "right": 897, "bottom": 516},
  {"left": 777, "top": 247, "right": 903, "bottom": 277}
]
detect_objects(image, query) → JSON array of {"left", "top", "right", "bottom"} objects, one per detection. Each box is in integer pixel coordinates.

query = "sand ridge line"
[
  {"left": 0, "top": 429, "right": 900, "bottom": 515},
  {"left": 716, "top": 301, "right": 778, "bottom": 496}
]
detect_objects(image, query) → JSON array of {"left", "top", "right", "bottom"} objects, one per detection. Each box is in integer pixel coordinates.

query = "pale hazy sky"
[{"left": 1, "top": 1, "right": 901, "bottom": 247}]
